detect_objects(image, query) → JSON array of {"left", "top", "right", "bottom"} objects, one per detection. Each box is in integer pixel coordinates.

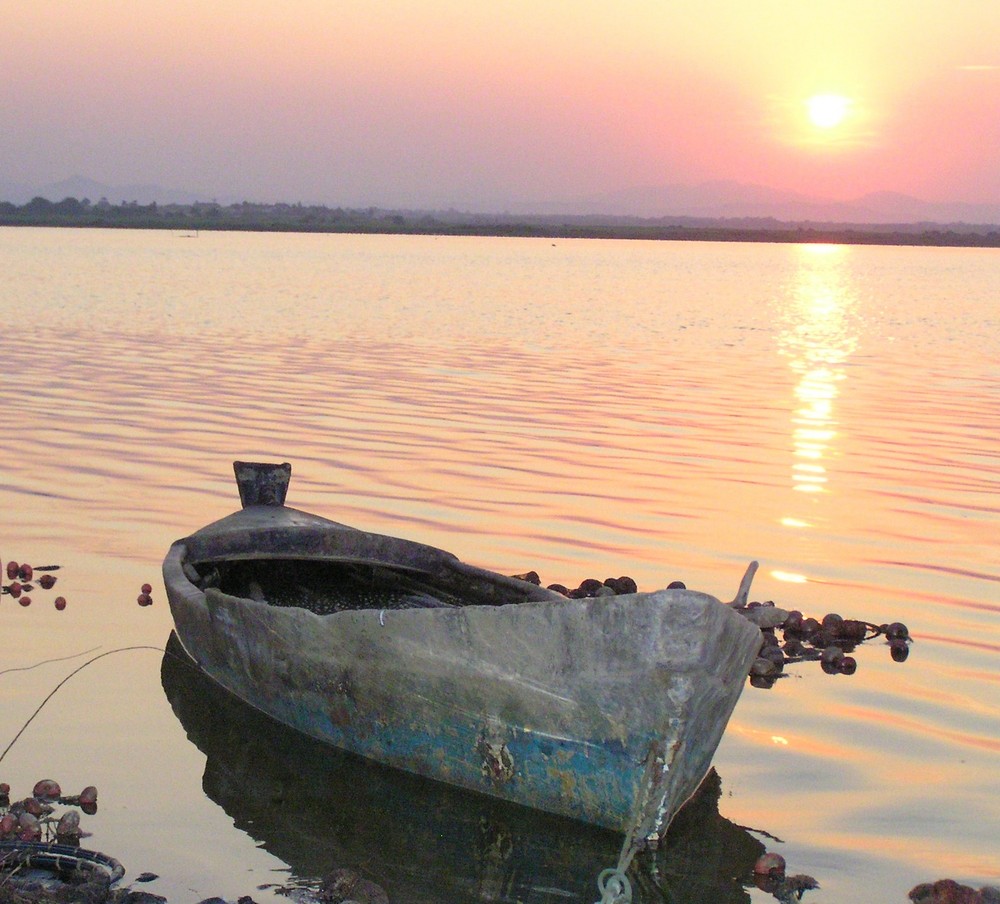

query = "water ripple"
[{"left": 2, "top": 231, "right": 998, "bottom": 899}]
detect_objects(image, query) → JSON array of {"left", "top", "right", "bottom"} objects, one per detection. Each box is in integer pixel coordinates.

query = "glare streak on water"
[{"left": 0, "top": 229, "right": 997, "bottom": 903}]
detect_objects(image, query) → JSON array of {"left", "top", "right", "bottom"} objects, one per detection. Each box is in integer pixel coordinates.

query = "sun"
[{"left": 806, "top": 93, "right": 851, "bottom": 129}]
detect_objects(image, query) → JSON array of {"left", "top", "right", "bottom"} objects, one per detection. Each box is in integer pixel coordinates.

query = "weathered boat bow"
[{"left": 163, "top": 462, "right": 762, "bottom": 842}]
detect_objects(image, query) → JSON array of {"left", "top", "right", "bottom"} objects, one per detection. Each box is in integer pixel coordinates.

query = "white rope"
[
  {"left": 592, "top": 741, "right": 668, "bottom": 904},
  {"left": 592, "top": 791, "right": 646, "bottom": 903},
  {"left": 595, "top": 865, "right": 633, "bottom": 904}
]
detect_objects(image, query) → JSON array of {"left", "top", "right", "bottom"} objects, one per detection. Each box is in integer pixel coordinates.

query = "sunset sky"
[{"left": 4, "top": 1, "right": 999, "bottom": 210}]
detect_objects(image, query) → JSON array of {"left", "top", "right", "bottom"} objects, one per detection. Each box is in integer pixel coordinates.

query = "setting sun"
[{"left": 806, "top": 93, "right": 851, "bottom": 128}]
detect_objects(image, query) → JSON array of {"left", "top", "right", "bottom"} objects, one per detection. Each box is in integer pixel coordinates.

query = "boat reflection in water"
[{"left": 161, "top": 633, "right": 773, "bottom": 904}]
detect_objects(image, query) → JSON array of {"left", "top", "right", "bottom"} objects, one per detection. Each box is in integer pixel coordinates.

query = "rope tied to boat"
[
  {"left": 593, "top": 824, "right": 640, "bottom": 904},
  {"left": 592, "top": 736, "right": 673, "bottom": 904},
  {"left": 595, "top": 866, "right": 633, "bottom": 903},
  {"left": 591, "top": 769, "right": 650, "bottom": 903}
]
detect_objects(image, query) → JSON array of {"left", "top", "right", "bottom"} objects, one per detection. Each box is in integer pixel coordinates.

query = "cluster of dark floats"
[
  {"left": 742, "top": 605, "right": 911, "bottom": 689},
  {"left": 2, "top": 559, "right": 155, "bottom": 611},
  {"left": 1, "top": 562, "right": 64, "bottom": 611},
  {"left": 1, "top": 781, "right": 98, "bottom": 842},
  {"left": 3, "top": 196, "right": 1000, "bottom": 247},
  {"left": 515, "top": 569, "right": 912, "bottom": 689}
]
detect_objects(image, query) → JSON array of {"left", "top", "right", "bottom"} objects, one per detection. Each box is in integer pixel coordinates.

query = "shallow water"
[{"left": 0, "top": 228, "right": 997, "bottom": 903}]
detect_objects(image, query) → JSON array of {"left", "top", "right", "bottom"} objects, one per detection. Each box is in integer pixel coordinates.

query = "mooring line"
[
  {"left": 0, "top": 647, "right": 103, "bottom": 679},
  {"left": 0, "top": 645, "right": 166, "bottom": 766}
]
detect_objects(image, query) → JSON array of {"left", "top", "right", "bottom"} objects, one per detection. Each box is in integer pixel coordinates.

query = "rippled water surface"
[{"left": 0, "top": 228, "right": 997, "bottom": 903}]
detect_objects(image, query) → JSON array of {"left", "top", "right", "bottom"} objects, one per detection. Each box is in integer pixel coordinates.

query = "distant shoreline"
[{"left": 3, "top": 197, "right": 998, "bottom": 248}]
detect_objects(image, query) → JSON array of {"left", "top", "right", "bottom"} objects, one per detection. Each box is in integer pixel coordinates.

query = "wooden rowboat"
[{"left": 162, "top": 462, "right": 762, "bottom": 843}]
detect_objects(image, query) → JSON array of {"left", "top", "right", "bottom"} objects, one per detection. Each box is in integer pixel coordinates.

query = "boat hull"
[{"left": 163, "top": 507, "right": 761, "bottom": 838}]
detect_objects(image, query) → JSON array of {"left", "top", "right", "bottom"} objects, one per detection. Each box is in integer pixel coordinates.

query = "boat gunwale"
[{"left": 178, "top": 505, "right": 568, "bottom": 604}]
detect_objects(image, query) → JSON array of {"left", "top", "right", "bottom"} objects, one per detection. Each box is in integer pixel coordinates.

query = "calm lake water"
[{"left": 0, "top": 227, "right": 996, "bottom": 903}]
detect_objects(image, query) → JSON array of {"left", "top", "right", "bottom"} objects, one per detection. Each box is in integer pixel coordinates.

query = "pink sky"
[{"left": 4, "top": 1, "right": 999, "bottom": 210}]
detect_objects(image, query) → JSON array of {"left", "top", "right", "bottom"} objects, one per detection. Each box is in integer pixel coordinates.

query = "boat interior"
[{"left": 184, "top": 556, "right": 512, "bottom": 615}]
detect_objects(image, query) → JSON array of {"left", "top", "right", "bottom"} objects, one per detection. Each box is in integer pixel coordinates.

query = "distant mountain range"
[
  {"left": 523, "top": 180, "right": 1000, "bottom": 226},
  {"left": 3, "top": 174, "right": 999, "bottom": 227}
]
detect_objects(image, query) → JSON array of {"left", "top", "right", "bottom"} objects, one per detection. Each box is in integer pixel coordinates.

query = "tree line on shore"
[{"left": 2, "top": 194, "right": 998, "bottom": 247}]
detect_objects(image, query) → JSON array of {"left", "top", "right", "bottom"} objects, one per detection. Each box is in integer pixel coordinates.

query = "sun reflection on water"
[{"left": 778, "top": 244, "right": 859, "bottom": 506}]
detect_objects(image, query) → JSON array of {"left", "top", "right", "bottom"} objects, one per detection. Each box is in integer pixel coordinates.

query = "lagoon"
[{"left": 0, "top": 227, "right": 997, "bottom": 903}]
